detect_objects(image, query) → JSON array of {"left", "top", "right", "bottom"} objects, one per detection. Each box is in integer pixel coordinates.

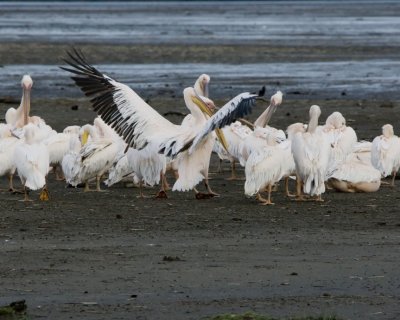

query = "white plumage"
[
  {"left": 244, "top": 139, "right": 287, "bottom": 205},
  {"left": 0, "top": 124, "right": 22, "bottom": 191},
  {"left": 291, "top": 105, "right": 331, "bottom": 200},
  {"left": 328, "top": 153, "right": 381, "bottom": 193},
  {"left": 321, "top": 111, "right": 357, "bottom": 174},
  {"left": 61, "top": 134, "right": 82, "bottom": 186},
  {"left": 371, "top": 124, "right": 400, "bottom": 186},
  {"left": 63, "top": 51, "right": 260, "bottom": 198},
  {"left": 14, "top": 123, "right": 50, "bottom": 201}
]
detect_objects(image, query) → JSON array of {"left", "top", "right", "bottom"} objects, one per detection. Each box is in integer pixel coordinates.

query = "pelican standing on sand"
[
  {"left": 371, "top": 124, "right": 400, "bottom": 186},
  {"left": 61, "top": 49, "right": 261, "bottom": 198},
  {"left": 13, "top": 123, "right": 50, "bottom": 201},
  {"left": 0, "top": 124, "right": 22, "bottom": 192},
  {"left": 244, "top": 131, "right": 288, "bottom": 205},
  {"left": 291, "top": 105, "right": 331, "bottom": 201}
]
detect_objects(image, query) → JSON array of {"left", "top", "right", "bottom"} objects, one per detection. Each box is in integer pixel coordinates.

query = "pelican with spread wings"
[{"left": 61, "top": 49, "right": 263, "bottom": 198}]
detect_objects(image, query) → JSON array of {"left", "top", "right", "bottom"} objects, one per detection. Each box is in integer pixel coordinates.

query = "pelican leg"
[
  {"left": 194, "top": 187, "right": 213, "bottom": 200},
  {"left": 162, "top": 173, "right": 171, "bottom": 191},
  {"left": 391, "top": 170, "right": 397, "bottom": 187},
  {"left": 137, "top": 181, "right": 144, "bottom": 198},
  {"left": 155, "top": 172, "right": 168, "bottom": 198},
  {"left": 84, "top": 181, "right": 91, "bottom": 192},
  {"left": 54, "top": 164, "right": 65, "bottom": 181},
  {"left": 257, "top": 185, "right": 274, "bottom": 205},
  {"left": 8, "top": 173, "right": 23, "bottom": 194},
  {"left": 23, "top": 187, "right": 32, "bottom": 202},
  {"left": 255, "top": 191, "right": 271, "bottom": 205},
  {"left": 295, "top": 175, "right": 307, "bottom": 201},
  {"left": 285, "top": 176, "right": 296, "bottom": 197},
  {"left": 205, "top": 178, "right": 219, "bottom": 197},
  {"left": 217, "top": 159, "right": 223, "bottom": 173},
  {"left": 315, "top": 194, "right": 324, "bottom": 202},
  {"left": 96, "top": 175, "right": 102, "bottom": 191},
  {"left": 226, "top": 161, "right": 238, "bottom": 180},
  {"left": 8, "top": 173, "right": 14, "bottom": 191},
  {"left": 39, "top": 184, "right": 50, "bottom": 201}
]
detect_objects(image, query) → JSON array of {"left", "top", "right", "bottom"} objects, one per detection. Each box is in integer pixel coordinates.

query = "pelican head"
[
  {"left": 309, "top": 105, "right": 321, "bottom": 118},
  {"left": 382, "top": 124, "right": 394, "bottom": 138},
  {"left": 194, "top": 74, "right": 210, "bottom": 98},
  {"left": 307, "top": 105, "right": 321, "bottom": 133},
  {"left": 79, "top": 124, "right": 94, "bottom": 145},
  {"left": 253, "top": 90, "right": 283, "bottom": 128},
  {"left": 271, "top": 91, "right": 283, "bottom": 107},
  {"left": 326, "top": 111, "right": 345, "bottom": 129},
  {"left": 21, "top": 75, "right": 33, "bottom": 90},
  {"left": 188, "top": 87, "right": 215, "bottom": 116}
]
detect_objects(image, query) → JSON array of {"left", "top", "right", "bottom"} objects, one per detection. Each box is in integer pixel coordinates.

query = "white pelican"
[
  {"left": 328, "top": 153, "right": 381, "bottom": 193},
  {"left": 0, "top": 124, "right": 22, "bottom": 192},
  {"left": 62, "top": 49, "right": 261, "bottom": 198},
  {"left": 13, "top": 123, "right": 50, "bottom": 201},
  {"left": 43, "top": 126, "right": 81, "bottom": 180},
  {"left": 291, "top": 105, "right": 331, "bottom": 201},
  {"left": 109, "top": 74, "right": 211, "bottom": 195},
  {"left": 213, "top": 120, "right": 252, "bottom": 179},
  {"left": 6, "top": 75, "right": 48, "bottom": 129},
  {"left": 253, "top": 91, "right": 283, "bottom": 128},
  {"left": 322, "top": 111, "right": 357, "bottom": 173},
  {"left": 104, "top": 153, "right": 134, "bottom": 187},
  {"left": 194, "top": 74, "right": 210, "bottom": 98},
  {"left": 6, "top": 75, "right": 33, "bottom": 128},
  {"left": 352, "top": 140, "right": 372, "bottom": 165},
  {"left": 213, "top": 90, "right": 282, "bottom": 179},
  {"left": 244, "top": 132, "right": 288, "bottom": 205},
  {"left": 61, "top": 134, "right": 82, "bottom": 186},
  {"left": 171, "top": 73, "right": 211, "bottom": 191},
  {"left": 69, "top": 120, "right": 121, "bottom": 192},
  {"left": 371, "top": 124, "right": 400, "bottom": 186}
]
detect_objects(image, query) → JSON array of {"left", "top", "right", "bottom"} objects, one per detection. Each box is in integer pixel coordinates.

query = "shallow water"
[
  {"left": 1, "top": 1, "right": 399, "bottom": 100},
  {"left": 1, "top": 1, "right": 400, "bottom": 45},
  {"left": 1, "top": 60, "right": 399, "bottom": 100}
]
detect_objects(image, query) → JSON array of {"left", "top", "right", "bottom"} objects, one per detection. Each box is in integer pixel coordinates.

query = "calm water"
[
  {"left": 0, "top": 1, "right": 399, "bottom": 100},
  {"left": 1, "top": 1, "right": 400, "bottom": 45},
  {"left": 2, "top": 60, "right": 399, "bottom": 100}
]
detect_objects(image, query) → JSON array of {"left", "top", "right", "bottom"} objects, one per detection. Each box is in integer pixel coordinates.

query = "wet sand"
[{"left": 1, "top": 1, "right": 400, "bottom": 320}]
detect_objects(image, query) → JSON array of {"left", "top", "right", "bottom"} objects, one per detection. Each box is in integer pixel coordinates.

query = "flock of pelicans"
[{"left": 1, "top": 50, "right": 399, "bottom": 204}]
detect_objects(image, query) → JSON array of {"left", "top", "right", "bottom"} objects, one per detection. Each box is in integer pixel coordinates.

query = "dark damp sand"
[{"left": 1, "top": 1, "right": 400, "bottom": 320}]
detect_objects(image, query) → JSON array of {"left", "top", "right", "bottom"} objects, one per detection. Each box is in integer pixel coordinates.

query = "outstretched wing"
[
  {"left": 61, "top": 49, "right": 177, "bottom": 149},
  {"left": 188, "top": 91, "right": 260, "bottom": 154}
]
